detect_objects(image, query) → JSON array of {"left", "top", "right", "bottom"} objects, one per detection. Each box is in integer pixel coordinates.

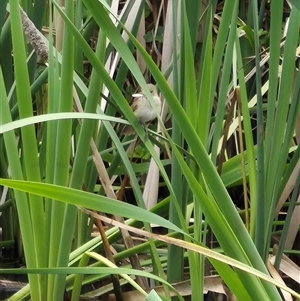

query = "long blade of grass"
[
  {"left": 8, "top": 1, "right": 46, "bottom": 298},
  {"left": 0, "top": 179, "right": 184, "bottom": 235},
  {"left": 0, "top": 67, "right": 40, "bottom": 299}
]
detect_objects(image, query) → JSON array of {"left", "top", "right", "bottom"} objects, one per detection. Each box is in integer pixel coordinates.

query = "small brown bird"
[{"left": 122, "top": 84, "right": 161, "bottom": 135}]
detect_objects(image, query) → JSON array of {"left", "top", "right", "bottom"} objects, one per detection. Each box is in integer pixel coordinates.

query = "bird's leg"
[
  {"left": 135, "top": 119, "right": 148, "bottom": 136},
  {"left": 143, "top": 123, "right": 151, "bottom": 141}
]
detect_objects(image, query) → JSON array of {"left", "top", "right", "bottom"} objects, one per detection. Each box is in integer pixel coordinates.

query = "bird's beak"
[{"left": 132, "top": 93, "right": 143, "bottom": 98}]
